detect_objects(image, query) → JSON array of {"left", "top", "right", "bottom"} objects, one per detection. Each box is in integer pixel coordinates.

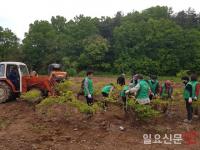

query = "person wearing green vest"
[
  {"left": 182, "top": 74, "right": 200, "bottom": 123},
  {"left": 101, "top": 83, "right": 115, "bottom": 110},
  {"left": 148, "top": 75, "right": 159, "bottom": 100},
  {"left": 84, "top": 71, "right": 94, "bottom": 106},
  {"left": 120, "top": 85, "right": 129, "bottom": 111},
  {"left": 160, "top": 80, "right": 173, "bottom": 99},
  {"left": 126, "top": 74, "right": 150, "bottom": 105},
  {"left": 102, "top": 83, "right": 114, "bottom": 97}
]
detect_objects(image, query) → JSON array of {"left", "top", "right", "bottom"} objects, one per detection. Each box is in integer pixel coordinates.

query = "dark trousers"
[
  {"left": 11, "top": 80, "right": 19, "bottom": 90},
  {"left": 186, "top": 100, "right": 193, "bottom": 120},
  {"left": 77, "top": 89, "right": 84, "bottom": 99},
  {"left": 102, "top": 92, "right": 108, "bottom": 97},
  {"left": 149, "top": 93, "right": 153, "bottom": 100},
  {"left": 122, "top": 96, "right": 127, "bottom": 111},
  {"left": 122, "top": 96, "right": 127, "bottom": 103},
  {"left": 85, "top": 96, "right": 93, "bottom": 106}
]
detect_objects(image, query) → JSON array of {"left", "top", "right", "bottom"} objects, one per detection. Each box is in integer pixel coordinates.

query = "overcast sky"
[{"left": 0, "top": 0, "right": 199, "bottom": 40}]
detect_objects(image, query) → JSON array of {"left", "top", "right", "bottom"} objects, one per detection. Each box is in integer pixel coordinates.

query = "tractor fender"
[{"left": 0, "top": 79, "right": 18, "bottom": 93}]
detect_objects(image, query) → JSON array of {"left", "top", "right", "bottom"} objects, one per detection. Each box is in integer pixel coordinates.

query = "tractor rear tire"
[{"left": 0, "top": 82, "right": 12, "bottom": 103}]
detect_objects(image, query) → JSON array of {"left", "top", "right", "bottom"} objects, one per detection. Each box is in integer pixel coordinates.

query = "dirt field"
[{"left": 0, "top": 77, "right": 200, "bottom": 150}]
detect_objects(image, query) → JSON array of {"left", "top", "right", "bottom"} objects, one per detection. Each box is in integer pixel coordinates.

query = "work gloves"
[
  {"left": 125, "top": 90, "right": 130, "bottom": 94},
  {"left": 88, "top": 94, "right": 92, "bottom": 98},
  {"left": 188, "top": 97, "right": 192, "bottom": 103}
]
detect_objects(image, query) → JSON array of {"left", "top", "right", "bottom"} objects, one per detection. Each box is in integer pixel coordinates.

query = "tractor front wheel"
[{"left": 0, "top": 82, "right": 12, "bottom": 103}]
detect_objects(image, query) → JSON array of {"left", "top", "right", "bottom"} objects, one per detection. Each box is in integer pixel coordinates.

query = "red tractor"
[
  {"left": 48, "top": 63, "right": 67, "bottom": 82},
  {"left": 0, "top": 62, "right": 56, "bottom": 103}
]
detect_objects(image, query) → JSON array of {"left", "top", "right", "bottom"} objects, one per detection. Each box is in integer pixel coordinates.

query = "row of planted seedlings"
[
  {"left": 94, "top": 83, "right": 162, "bottom": 121},
  {"left": 20, "top": 80, "right": 177, "bottom": 121},
  {"left": 91, "top": 82, "right": 169, "bottom": 121}
]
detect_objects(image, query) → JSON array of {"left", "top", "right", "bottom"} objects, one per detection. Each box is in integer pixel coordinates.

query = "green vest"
[
  {"left": 183, "top": 81, "right": 198, "bottom": 100},
  {"left": 102, "top": 85, "right": 112, "bottom": 94},
  {"left": 148, "top": 80, "right": 158, "bottom": 95},
  {"left": 136, "top": 80, "right": 150, "bottom": 99},
  {"left": 161, "top": 84, "right": 167, "bottom": 97},
  {"left": 161, "top": 83, "right": 173, "bottom": 98},
  {"left": 84, "top": 77, "right": 94, "bottom": 96},
  {"left": 120, "top": 85, "right": 129, "bottom": 97}
]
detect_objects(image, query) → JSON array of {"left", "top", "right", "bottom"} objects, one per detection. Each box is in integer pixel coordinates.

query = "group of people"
[
  {"left": 79, "top": 71, "right": 200, "bottom": 123},
  {"left": 117, "top": 74, "right": 173, "bottom": 104}
]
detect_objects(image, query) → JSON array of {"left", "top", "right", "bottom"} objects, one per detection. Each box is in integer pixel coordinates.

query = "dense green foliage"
[
  {"left": 0, "top": 27, "right": 22, "bottom": 61},
  {"left": 1, "top": 6, "right": 200, "bottom": 75}
]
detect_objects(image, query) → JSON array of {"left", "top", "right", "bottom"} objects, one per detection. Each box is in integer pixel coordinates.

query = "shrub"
[
  {"left": 55, "top": 80, "right": 74, "bottom": 95},
  {"left": 109, "top": 83, "right": 123, "bottom": 101},
  {"left": 20, "top": 89, "right": 42, "bottom": 103},
  {"left": 69, "top": 100, "right": 99, "bottom": 114},
  {"left": 151, "top": 99, "right": 169, "bottom": 113},
  {"left": 134, "top": 104, "right": 160, "bottom": 121},
  {"left": 37, "top": 96, "right": 67, "bottom": 108},
  {"left": 127, "top": 99, "right": 136, "bottom": 107},
  {"left": 37, "top": 90, "right": 100, "bottom": 114},
  {"left": 127, "top": 99, "right": 160, "bottom": 121}
]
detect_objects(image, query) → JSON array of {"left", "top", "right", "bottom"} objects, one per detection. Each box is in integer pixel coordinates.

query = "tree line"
[{"left": 1, "top": 6, "right": 200, "bottom": 76}]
